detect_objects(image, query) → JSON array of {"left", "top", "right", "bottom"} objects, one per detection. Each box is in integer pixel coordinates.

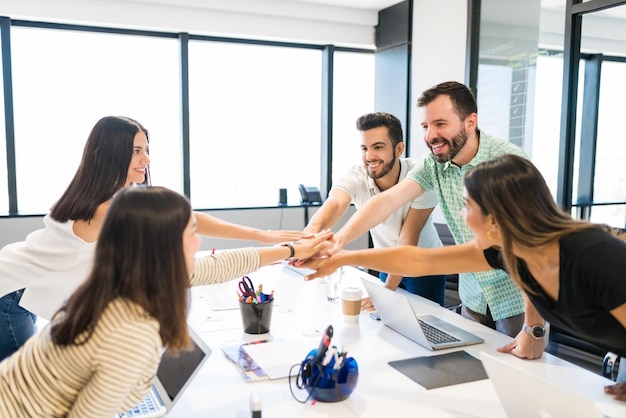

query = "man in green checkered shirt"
[{"left": 329, "top": 81, "right": 545, "bottom": 359}]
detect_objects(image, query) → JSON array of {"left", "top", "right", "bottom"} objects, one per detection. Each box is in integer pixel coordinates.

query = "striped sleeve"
[
  {"left": 190, "top": 247, "right": 261, "bottom": 286},
  {"left": 0, "top": 299, "right": 161, "bottom": 418},
  {"left": 69, "top": 315, "right": 161, "bottom": 417}
]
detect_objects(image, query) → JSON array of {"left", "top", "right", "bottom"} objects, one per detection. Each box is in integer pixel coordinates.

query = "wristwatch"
[{"left": 522, "top": 323, "right": 546, "bottom": 339}]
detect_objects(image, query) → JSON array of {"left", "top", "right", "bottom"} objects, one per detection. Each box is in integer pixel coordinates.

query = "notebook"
[
  {"left": 118, "top": 328, "right": 212, "bottom": 418},
  {"left": 361, "top": 276, "right": 484, "bottom": 350},
  {"left": 480, "top": 352, "right": 606, "bottom": 418}
]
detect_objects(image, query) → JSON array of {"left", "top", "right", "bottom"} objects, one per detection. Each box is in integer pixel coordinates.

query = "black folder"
[{"left": 388, "top": 350, "right": 488, "bottom": 389}]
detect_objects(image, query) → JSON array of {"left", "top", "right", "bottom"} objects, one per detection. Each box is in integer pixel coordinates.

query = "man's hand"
[
  {"left": 604, "top": 382, "right": 626, "bottom": 401},
  {"left": 497, "top": 331, "right": 545, "bottom": 359}
]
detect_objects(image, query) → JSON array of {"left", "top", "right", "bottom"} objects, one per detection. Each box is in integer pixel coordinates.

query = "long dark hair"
[
  {"left": 50, "top": 116, "right": 151, "bottom": 222},
  {"left": 51, "top": 187, "right": 191, "bottom": 351},
  {"left": 464, "top": 154, "right": 599, "bottom": 292}
]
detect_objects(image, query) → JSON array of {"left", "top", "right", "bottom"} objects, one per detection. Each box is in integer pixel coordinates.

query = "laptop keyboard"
[
  {"left": 418, "top": 319, "right": 460, "bottom": 344},
  {"left": 119, "top": 388, "right": 164, "bottom": 418}
]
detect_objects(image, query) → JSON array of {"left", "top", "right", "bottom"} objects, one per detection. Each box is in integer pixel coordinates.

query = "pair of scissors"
[{"left": 238, "top": 276, "right": 256, "bottom": 299}]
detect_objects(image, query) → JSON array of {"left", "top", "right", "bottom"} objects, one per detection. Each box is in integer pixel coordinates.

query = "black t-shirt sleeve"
[{"left": 483, "top": 247, "right": 505, "bottom": 270}]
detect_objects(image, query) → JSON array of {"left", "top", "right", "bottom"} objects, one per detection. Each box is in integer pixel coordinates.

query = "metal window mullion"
[
  {"left": 576, "top": 55, "right": 602, "bottom": 220},
  {"left": 1, "top": 16, "right": 17, "bottom": 215}
]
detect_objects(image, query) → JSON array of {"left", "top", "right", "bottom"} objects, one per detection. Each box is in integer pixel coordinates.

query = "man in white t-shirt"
[{"left": 303, "top": 112, "right": 445, "bottom": 307}]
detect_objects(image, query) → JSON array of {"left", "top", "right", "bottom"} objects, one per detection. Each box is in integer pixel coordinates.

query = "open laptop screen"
[{"left": 157, "top": 336, "right": 208, "bottom": 402}]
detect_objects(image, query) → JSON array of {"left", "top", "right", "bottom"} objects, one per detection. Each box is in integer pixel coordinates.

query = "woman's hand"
[
  {"left": 604, "top": 382, "right": 626, "bottom": 401},
  {"left": 360, "top": 297, "right": 376, "bottom": 311},
  {"left": 260, "top": 229, "right": 310, "bottom": 245},
  {"left": 292, "top": 231, "right": 334, "bottom": 261}
]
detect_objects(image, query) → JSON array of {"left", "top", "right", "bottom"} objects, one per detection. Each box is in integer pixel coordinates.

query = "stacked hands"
[
  {"left": 287, "top": 230, "right": 336, "bottom": 262},
  {"left": 287, "top": 234, "right": 342, "bottom": 278}
]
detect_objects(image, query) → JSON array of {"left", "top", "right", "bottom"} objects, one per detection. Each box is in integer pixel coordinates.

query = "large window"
[
  {"left": 10, "top": 27, "right": 181, "bottom": 214},
  {"left": 187, "top": 41, "right": 322, "bottom": 208},
  {"left": 1, "top": 21, "right": 374, "bottom": 215},
  {"left": 331, "top": 51, "right": 375, "bottom": 184}
]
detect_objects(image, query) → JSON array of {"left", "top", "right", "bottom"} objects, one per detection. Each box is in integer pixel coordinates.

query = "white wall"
[{"left": 0, "top": 205, "right": 368, "bottom": 250}]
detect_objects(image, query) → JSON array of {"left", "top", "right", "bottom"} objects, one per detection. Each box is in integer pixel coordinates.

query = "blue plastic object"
[{"left": 302, "top": 348, "right": 359, "bottom": 402}]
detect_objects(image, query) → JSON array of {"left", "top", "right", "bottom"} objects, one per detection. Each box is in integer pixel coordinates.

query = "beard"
[
  {"left": 366, "top": 153, "right": 396, "bottom": 180},
  {"left": 428, "top": 127, "right": 468, "bottom": 163}
]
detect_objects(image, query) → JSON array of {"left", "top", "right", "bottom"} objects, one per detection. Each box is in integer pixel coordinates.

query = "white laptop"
[
  {"left": 118, "top": 328, "right": 212, "bottom": 418},
  {"left": 361, "top": 276, "right": 484, "bottom": 350},
  {"left": 480, "top": 352, "right": 606, "bottom": 418}
]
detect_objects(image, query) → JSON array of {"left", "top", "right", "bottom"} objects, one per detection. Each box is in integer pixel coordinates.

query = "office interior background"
[
  {"left": 1, "top": 0, "right": 624, "bottom": 244},
  {"left": 0, "top": 0, "right": 624, "bottom": 374}
]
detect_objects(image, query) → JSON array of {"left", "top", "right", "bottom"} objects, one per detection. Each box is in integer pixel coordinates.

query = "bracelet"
[{"left": 281, "top": 242, "right": 295, "bottom": 260}]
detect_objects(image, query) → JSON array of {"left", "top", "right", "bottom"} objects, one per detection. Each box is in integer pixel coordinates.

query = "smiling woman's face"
[
  {"left": 461, "top": 188, "right": 498, "bottom": 249},
  {"left": 125, "top": 131, "right": 150, "bottom": 187}
]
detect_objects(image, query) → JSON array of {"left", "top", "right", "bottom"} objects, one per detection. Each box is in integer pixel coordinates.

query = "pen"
[
  {"left": 314, "top": 325, "right": 333, "bottom": 364},
  {"left": 322, "top": 346, "right": 336, "bottom": 366},
  {"left": 337, "top": 351, "right": 347, "bottom": 369}
]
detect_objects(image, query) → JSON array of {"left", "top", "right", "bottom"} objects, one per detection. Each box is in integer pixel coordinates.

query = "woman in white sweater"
[
  {"left": 0, "top": 186, "right": 331, "bottom": 417},
  {"left": 0, "top": 116, "right": 305, "bottom": 360}
]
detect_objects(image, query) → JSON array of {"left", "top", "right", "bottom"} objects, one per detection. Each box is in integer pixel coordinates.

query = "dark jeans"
[
  {"left": 0, "top": 289, "right": 37, "bottom": 361},
  {"left": 379, "top": 272, "right": 446, "bottom": 307},
  {"left": 461, "top": 305, "right": 524, "bottom": 338}
]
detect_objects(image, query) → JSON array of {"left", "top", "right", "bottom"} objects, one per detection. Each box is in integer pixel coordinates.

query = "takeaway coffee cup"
[{"left": 341, "top": 287, "right": 362, "bottom": 322}]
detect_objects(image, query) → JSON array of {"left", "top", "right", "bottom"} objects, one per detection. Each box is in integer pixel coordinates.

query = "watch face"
[{"left": 532, "top": 326, "right": 545, "bottom": 338}]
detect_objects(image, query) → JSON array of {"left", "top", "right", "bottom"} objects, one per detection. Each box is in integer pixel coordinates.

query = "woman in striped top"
[{"left": 0, "top": 186, "right": 332, "bottom": 417}]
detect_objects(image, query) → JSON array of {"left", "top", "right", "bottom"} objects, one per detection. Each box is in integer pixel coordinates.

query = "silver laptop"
[
  {"left": 480, "top": 352, "right": 606, "bottom": 418},
  {"left": 361, "top": 276, "right": 484, "bottom": 350},
  {"left": 118, "top": 328, "right": 212, "bottom": 418}
]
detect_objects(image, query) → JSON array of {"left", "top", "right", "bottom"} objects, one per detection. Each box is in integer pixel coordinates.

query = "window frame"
[{"left": 0, "top": 18, "right": 374, "bottom": 216}]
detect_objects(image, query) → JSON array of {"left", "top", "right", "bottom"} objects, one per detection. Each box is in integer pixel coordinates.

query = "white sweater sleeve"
[{"left": 190, "top": 248, "right": 261, "bottom": 286}]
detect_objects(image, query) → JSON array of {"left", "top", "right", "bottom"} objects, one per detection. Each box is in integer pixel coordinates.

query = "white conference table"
[{"left": 171, "top": 262, "right": 626, "bottom": 417}]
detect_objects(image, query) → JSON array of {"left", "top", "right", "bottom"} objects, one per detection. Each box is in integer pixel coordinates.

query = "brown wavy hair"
[
  {"left": 463, "top": 154, "right": 603, "bottom": 292},
  {"left": 51, "top": 187, "right": 191, "bottom": 351}
]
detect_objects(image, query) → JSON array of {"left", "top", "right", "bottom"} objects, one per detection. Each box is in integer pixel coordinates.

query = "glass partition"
[{"left": 578, "top": 6, "right": 626, "bottom": 227}]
